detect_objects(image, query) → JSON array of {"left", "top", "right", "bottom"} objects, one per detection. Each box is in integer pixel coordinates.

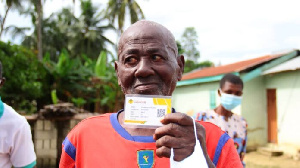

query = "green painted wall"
[
  {"left": 241, "top": 75, "right": 268, "bottom": 147},
  {"left": 172, "top": 82, "right": 219, "bottom": 114},
  {"left": 265, "top": 70, "right": 300, "bottom": 149}
]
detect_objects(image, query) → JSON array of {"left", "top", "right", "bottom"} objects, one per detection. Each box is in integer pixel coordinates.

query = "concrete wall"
[
  {"left": 242, "top": 76, "right": 268, "bottom": 148},
  {"left": 265, "top": 70, "right": 300, "bottom": 153},
  {"left": 29, "top": 118, "right": 82, "bottom": 168}
]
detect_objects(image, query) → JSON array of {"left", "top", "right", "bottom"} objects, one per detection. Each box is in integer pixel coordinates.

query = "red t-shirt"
[{"left": 60, "top": 111, "right": 242, "bottom": 168}]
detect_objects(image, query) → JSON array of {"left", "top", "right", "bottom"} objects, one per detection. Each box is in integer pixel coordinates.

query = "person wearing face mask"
[{"left": 194, "top": 73, "right": 247, "bottom": 167}]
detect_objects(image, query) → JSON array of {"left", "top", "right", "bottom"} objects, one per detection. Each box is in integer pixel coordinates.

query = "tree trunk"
[
  {"left": 37, "top": 0, "right": 43, "bottom": 61},
  {"left": 0, "top": 6, "right": 11, "bottom": 39}
]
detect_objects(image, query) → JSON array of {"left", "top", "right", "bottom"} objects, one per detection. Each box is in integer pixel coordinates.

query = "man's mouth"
[{"left": 134, "top": 83, "right": 158, "bottom": 89}]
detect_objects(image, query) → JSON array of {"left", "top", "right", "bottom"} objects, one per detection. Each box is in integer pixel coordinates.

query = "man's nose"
[{"left": 135, "top": 58, "right": 155, "bottom": 77}]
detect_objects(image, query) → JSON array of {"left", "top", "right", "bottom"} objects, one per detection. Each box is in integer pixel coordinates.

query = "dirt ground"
[{"left": 244, "top": 151, "right": 300, "bottom": 168}]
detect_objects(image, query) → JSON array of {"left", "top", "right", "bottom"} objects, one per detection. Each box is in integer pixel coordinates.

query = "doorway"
[{"left": 267, "top": 89, "right": 278, "bottom": 143}]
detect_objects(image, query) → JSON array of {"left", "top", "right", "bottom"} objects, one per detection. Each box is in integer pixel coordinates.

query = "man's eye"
[
  {"left": 125, "top": 57, "right": 138, "bottom": 64},
  {"left": 152, "top": 55, "right": 163, "bottom": 61}
]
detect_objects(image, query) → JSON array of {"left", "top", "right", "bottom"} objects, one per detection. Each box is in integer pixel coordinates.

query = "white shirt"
[
  {"left": 194, "top": 109, "right": 248, "bottom": 160},
  {"left": 0, "top": 100, "right": 36, "bottom": 168}
]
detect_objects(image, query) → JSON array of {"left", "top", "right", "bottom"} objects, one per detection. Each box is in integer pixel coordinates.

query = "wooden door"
[{"left": 267, "top": 89, "right": 278, "bottom": 143}]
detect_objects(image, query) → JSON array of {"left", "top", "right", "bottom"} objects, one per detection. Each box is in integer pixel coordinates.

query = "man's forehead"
[{"left": 118, "top": 21, "right": 177, "bottom": 57}]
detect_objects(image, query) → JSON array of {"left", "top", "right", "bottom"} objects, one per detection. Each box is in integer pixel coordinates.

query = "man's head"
[
  {"left": 218, "top": 73, "right": 243, "bottom": 111},
  {"left": 115, "top": 20, "right": 184, "bottom": 96},
  {"left": 219, "top": 73, "right": 243, "bottom": 96},
  {"left": 0, "top": 61, "right": 5, "bottom": 88}
]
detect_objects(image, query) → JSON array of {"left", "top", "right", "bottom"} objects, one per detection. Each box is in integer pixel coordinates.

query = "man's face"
[
  {"left": 115, "top": 24, "right": 183, "bottom": 96},
  {"left": 219, "top": 81, "right": 243, "bottom": 96}
]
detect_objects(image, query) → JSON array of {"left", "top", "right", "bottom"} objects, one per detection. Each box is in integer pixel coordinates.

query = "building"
[{"left": 172, "top": 50, "right": 300, "bottom": 155}]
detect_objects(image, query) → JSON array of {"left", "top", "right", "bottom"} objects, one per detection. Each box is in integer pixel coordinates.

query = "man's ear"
[
  {"left": 114, "top": 61, "right": 121, "bottom": 86},
  {"left": 176, "top": 55, "right": 185, "bottom": 81},
  {"left": 218, "top": 89, "right": 221, "bottom": 97}
]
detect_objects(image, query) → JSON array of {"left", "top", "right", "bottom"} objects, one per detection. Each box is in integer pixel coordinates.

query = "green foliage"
[
  {"left": 42, "top": 49, "right": 94, "bottom": 103},
  {"left": 0, "top": 41, "right": 47, "bottom": 113},
  {"left": 180, "top": 27, "right": 200, "bottom": 62},
  {"left": 176, "top": 41, "right": 184, "bottom": 55},
  {"left": 51, "top": 89, "right": 58, "bottom": 104},
  {"left": 71, "top": 97, "right": 87, "bottom": 109},
  {"left": 184, "top": 60, "right": 214, "bottom": 73},
  {"left": 95, "top": 51, "right": 107, "bottom": 77}
]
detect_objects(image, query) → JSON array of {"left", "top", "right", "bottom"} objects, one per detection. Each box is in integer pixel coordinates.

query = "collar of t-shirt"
[{"left": 0, "top": 97, "right": 3, "bottom": 119}]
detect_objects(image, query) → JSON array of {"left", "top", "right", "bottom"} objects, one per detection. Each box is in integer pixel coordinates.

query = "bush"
[{"left": 0, "top": 41, "right": 48, "bottom": 114}]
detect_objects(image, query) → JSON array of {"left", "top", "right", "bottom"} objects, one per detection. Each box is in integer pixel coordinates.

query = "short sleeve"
[
  {"left": 10, "top": 121, "right": 36, "bottom": 168},
  {"left": 217, "top": 138, "right": 243, "bottom": 168}
]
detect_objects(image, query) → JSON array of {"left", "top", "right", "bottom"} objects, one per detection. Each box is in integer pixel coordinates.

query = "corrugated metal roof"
[
  {"left": 263, "top": 56, "right": 300, "bottom": 74},
  {"left": 182, "top": 54, "right": 281, "bottom": 81}
]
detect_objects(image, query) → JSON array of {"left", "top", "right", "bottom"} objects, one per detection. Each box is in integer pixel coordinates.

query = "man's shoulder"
[
  {"left": 2, "top": 103, "right": 27, "bottom": 124},
  {"left": 68, "top": 113, "right": 114, "bottom": 135},
  {"left": 198, "top": 120, "right": 227, "bottom": 144},
  {"left": 199, "top": 121, "right": 225, "bottom": 134}
]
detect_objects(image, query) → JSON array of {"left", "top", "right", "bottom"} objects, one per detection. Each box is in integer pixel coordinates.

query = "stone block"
[
  {"left": 44, "top": 139, "right": 50, "bottom": 149},
  {"left": 35, "top": 139, "right": 43, "bottom": 150},
  {"left": 70, "top": 120, "right": 77, "bottom": 128},
  {"left": 35, "top": 120, "right": 44, "bottom": 131},
  {"left": 35, "top": 130, "right": 57, "bottom": 140},
  {"left": 50, "top": 158, "right": 57, "bottom": 167},
  {"left": 36, "top": 149, "right": 57, "bottom": 158},
  {"left": 50, "top": 139, "right": 57, "bottom": 149},
  {"left": 44, "top": 120, "right": 52, "bottom": 130}
]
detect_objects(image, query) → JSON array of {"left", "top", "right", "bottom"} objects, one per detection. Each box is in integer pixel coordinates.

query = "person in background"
[
  {"left": 0, "top": 61, "right": 37, "bottom": 168},
  {"left": 60, "top": 20, "right": 243, "bottom": 168},
  {"left": 194, "top": 73, "right": 247, "bottom": 166}
]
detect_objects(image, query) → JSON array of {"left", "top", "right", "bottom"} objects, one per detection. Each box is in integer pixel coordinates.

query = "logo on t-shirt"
[{"left": 137, "top": 150, "right": 154, "bottom": 168}]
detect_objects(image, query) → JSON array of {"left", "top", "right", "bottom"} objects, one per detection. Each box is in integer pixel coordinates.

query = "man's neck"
[
  {"left": 214, "top": 105, "right": 233, "bottom": 121},
  {"left": 117, "top": 111, "right": 156, "bottom": 136}
]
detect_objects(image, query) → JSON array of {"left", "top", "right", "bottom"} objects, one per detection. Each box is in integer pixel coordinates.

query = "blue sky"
[{"left": 1, "top": 0, "right": 300, "bottom": 65}]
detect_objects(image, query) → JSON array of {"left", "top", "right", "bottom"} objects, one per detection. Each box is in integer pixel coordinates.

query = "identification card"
[{"left": 124, "top": 94, "right": 172, "bottom": 127}]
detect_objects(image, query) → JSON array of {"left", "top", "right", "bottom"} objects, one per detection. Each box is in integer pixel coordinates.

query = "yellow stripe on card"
[
  {"left": 124, "top": 120, "right": 146, "bottom": 124},
  {"left": 152, "top": 98, "right": 172, "bottom": 114}
]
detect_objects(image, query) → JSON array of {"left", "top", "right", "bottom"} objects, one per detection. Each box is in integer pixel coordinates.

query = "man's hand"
[{"left": 153, "top": 112, "right": 215, "bottom": 167}]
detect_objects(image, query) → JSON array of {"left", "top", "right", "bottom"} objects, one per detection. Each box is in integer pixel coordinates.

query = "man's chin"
[{"left": 125, "top": 88, "right": 164, "bottom": 95}]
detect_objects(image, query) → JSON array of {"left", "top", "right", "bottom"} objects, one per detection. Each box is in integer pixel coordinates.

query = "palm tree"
[
  {"left": 0, "top": 0, "right": 23, "bottom": 39},
  {"left": 23, "top": 0, "right": 115, "bottom": 61},
  {"left": 36, "top": 0, "right": 43, "bottom": 61},
  {"left": 105, "top": 0, "right": 145, "bottom": 34},
  {"left": 69, "top": 0, "right": 115, "bottom": 59}
]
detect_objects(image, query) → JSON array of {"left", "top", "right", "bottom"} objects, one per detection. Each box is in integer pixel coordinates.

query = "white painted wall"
[{"left": 265, "top": 70, "right": 300, "bottom": 152}]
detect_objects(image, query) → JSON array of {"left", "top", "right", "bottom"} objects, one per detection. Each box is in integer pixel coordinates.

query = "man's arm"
[
  {"left": 60, "top": 136, "right": 76, "bottom": 168},
  {"left": 216, "top": 138, "right": 243, "bottom": 168}
]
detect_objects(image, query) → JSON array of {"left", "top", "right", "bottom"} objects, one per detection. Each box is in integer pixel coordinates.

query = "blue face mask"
[{"left": 220, "top": 90, "right": 242, "bottom": 111}]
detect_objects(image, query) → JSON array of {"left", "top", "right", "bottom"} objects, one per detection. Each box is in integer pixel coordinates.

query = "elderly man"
[
  {"left": 0, "top": 61, "right": 37, "bottom": 168},
  {"left": 60, "top": 21, "right": 242, "bottom": 168}
]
